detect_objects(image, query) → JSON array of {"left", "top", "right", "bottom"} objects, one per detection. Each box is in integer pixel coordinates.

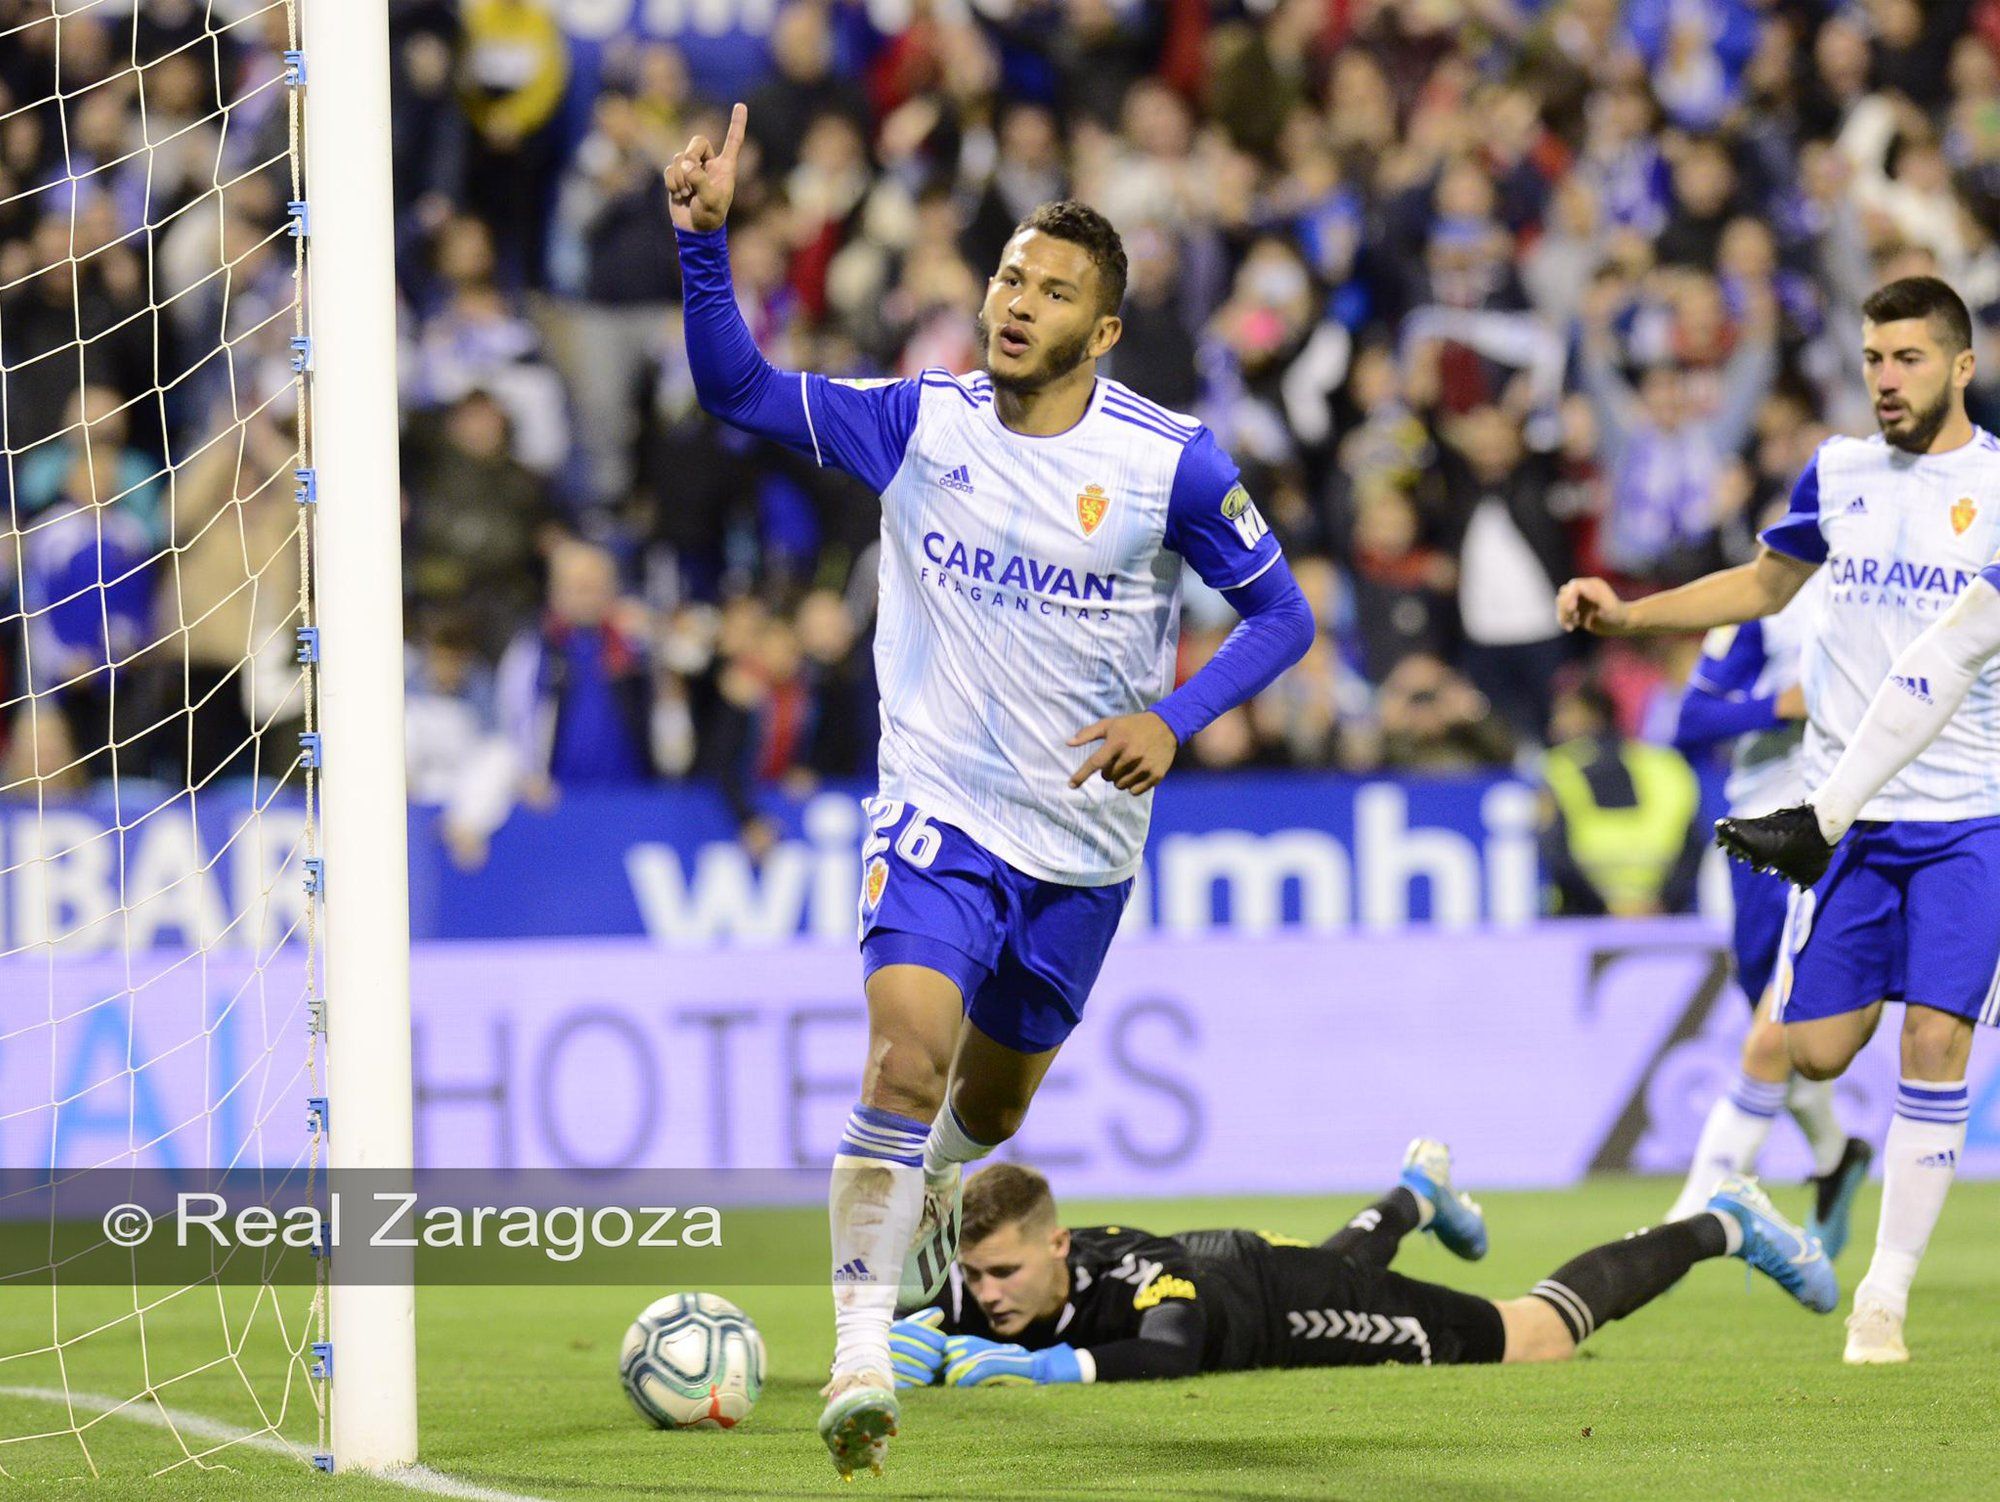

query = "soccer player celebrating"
[
  {"left": 1662, "top": 575, "right": 1872, "bottom": 1244},
  {"left": 1558, "top": 277, "right": 2000, "bottom": 1364},
  {"left": 889, "top": 1149, "right": 1832, "bottom": 1389},
  {"left": 665, "top": 107, "right": 1313, "bottom": 1475}
]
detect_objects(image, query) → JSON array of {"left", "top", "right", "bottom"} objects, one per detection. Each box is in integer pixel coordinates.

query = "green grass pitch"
[{"left": 3, "top": 1178, "right": 1996, "bottom": 1500}]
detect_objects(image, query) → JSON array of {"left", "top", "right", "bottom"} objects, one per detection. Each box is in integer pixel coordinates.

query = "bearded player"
[
  {"left": 888, "top": 1149, "right": 1832, "bottom": 1391},
  {"left": 1559, "top": 277, "right": 2000, "bottom": 1364},
  {"left": 666, "top": 107, "right": 1313, "bottom": 1475}
]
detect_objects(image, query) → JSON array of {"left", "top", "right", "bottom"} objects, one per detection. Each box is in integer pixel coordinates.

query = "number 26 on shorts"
[{"left": 861, "top": 797, "right": 941, "bottom": 871}]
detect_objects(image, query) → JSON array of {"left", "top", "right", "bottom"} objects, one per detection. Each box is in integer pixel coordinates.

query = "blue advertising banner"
[
  {"left": 0, "top": 772, "right": 1726, "bottom": 949},
  {"left": 408, "top": 772, "right": 1727, "bottom": 944}
]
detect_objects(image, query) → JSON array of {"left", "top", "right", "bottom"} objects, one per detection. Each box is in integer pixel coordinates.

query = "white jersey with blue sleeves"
[
  {"left": 1688, "top": 576, "right": 1818, "bottom": 818},
  {"left": 1761, "top": 428, "right": 2000, "bottom": 821},
  {"left": 803, "top": 369, "right": 1280, "bottom": 885}
]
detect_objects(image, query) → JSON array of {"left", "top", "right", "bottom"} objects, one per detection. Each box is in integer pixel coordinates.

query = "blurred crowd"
[{"left": 6, "top": 0, "right": 2000, "bottom": 872}]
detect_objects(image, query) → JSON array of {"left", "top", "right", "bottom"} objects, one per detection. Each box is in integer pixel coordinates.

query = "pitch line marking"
[{"left": 0, "top": 1386, "right": 551, "bottom": 1501}]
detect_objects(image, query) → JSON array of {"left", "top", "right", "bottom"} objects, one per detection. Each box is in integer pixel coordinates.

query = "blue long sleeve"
[
  {"left": 1671, "top": 681, "right": 1781, "bottom": 753},
  {"left": 1670, "top": 617, "right": 1784, "bottom": 753},
  {"left": 675, "top": 227, "right": 917, "bottom": 491},
  {"left": 1152, "top": 559, "right": 1315, "bottom": 744}
]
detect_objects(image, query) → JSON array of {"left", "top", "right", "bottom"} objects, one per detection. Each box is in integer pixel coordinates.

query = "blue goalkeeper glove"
[
  {"left": 941, "top": 1334, "right": 1083, "bottom": 1387},
  {"left": 889, "top": 1308, "right": 948, "bottom": 1388}
]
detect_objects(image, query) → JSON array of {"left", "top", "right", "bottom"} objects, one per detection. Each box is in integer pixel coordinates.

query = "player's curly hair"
[
  {"left": 1016, "top": 200, "right": 1128, "bottom": 318},
  {"left": 962, "top": 1163, "right": 1059, "bottom": 1244},
  {"left": 1863, "top": 276, "right": 1972, "bottom": 354}
]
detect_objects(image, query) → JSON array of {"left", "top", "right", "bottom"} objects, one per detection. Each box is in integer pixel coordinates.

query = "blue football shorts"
[
  {"left": 1729, "top": 856, "right": 1791, "bottom": 1011},
  {"left": 856, "top": 797, "right": 1132, "bottom": 1055},
  {"left": 1773, "top": 815, "right": 2000, "bottom": 1028}
]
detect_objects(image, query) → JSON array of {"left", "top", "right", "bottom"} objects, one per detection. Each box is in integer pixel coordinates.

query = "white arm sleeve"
[{"left": 1811, "top": 575, "right": 2000, "bottom": 838}]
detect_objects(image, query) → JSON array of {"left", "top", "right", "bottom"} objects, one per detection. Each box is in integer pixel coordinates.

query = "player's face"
[
  {"left": 957, "top": 1220, "right": 1070, "bottom": 1336},
  {"left": 1864, "top": 316, "right": 1973, "bottom": 453},
  {"left": 977, "top": 231, "right": 1119, "bottom": 394}
]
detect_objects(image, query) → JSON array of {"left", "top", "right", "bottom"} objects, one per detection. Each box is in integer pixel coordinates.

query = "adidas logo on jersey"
[
  {"left": 1844, "top": 496, "right": 1868, "bottom": 515},
  {"left": 1892, "top": 674, "right": 1934, "bottom": 704},
  {"left": 833, "top": 1259, "right": 873, "bottom": 1283},
  {"left": 938, "top": 464, "right": 975, "bottom": 494}
]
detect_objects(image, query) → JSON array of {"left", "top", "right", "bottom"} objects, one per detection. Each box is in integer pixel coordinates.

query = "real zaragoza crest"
[
  {"left": 1077, "top": 483, "right": 1110, "bottom": 537},
  {"left": 1952, "top": 496, "right": 1977, "bottom": 535}
]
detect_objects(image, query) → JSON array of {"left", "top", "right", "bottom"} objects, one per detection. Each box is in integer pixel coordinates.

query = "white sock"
[
  {"left": 1786, "top": 1076, "right": 1847, "bottom": 1178},
  {"left": 1666, "top": 1073, "right": 1785, "bottom": 1222},
  {"left": 1709, "top": 1207, "right": 1744, "bottom": 1256},
  {"left": 1854, "top": 1079, "right": 1968, "bottom": 1320},
  {"left": 922, "top": 1102, "right": 996, "bottom": 1184},
  {"left": 830, "top": 1103, "right": 930, "bottom": 1380}
]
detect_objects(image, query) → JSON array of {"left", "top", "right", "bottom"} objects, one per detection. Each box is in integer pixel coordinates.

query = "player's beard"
[
  {"left": 1878, "top": 383, "right": 1953, "bottom": 453},
  {"left": 976, "top": 311, "right": 1094, "bottom": 395}
]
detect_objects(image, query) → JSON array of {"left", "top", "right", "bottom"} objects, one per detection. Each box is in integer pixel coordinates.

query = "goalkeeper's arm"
[
  {"left": 1080, "top": 1300, "right": 1206, "bottom": 1381},
  {"left": 1810, "top": 569, "right": 2000, "bottom": 840}
]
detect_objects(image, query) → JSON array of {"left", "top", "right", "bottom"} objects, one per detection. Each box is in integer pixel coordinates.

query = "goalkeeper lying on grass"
[{"left": 891, "top": 1144, "right": 1833, "bottom": 1386}]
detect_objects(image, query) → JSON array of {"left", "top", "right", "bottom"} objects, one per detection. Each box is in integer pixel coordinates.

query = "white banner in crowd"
[{"left": 16, "top": 922, "right": 1995, "bottom": 1194}]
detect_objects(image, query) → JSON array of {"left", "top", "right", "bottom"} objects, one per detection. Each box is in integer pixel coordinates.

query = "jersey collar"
[{"left": 981, "top": 375, "right": 1107, "bottom": 442}]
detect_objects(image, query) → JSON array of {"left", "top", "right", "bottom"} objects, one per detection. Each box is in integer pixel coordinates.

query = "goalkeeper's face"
[
  {"left": 977, "top": 230, "right": 1121, "bottom": 395},
  {"left": 958, "top": 1218, "right": 1072, "bottom": 1337}
]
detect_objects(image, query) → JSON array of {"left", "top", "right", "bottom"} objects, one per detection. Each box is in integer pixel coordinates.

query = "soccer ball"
[{"left": 620, "top": 1292, "right": 766, "bottom": 1430}]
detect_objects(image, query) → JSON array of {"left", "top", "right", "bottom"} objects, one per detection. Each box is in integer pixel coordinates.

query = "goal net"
[{"left": 0, "top": 0, "right": 330, "bottom": 1477}]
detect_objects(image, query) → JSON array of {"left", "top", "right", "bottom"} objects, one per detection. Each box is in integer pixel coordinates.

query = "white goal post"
[
  {"left": 0, "top": 0, "right": 413, "bottom": 1479},
  {"left": 300, "top": 0, "right": 417, "bottom": 1473}
]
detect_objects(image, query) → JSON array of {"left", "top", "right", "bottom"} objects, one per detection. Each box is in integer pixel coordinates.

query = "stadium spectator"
[
  {"left": 496, "top": 539, "right": 658, "bottom": 792},
  {"left": 547, "top": 61, "right": 683, "bottom": 500},
  {"left": 1375, "top": 655, "right": 1514, "bottom": 773},
  {"left": 1576, "top": 271, "right": 1777, "bottom": 581},
  {"left": 405, "top": 612, "right": 522, "bottom": 872},
  {"left": 402, "top": 389, "right": 561, "bottom": 661},
  {"left": 1538, "top": 676, "right": 1703, "bottom": 918},
  {"left": 747, "top": 2, "right": 869, "bottom": 178},
  {"left": 457, "top": 0, "right": 569, "bottom": 288},
  {"left": 406, "top": 215, "right": 573, "bottom": 478},
  {"left": 1438, "top": 405, "right": 1574, "bottom": 745}
]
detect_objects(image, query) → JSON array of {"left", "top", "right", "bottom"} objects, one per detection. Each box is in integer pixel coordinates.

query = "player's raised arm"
[{"left": 667, "top": 104, "right": 916, "bottom": 493}]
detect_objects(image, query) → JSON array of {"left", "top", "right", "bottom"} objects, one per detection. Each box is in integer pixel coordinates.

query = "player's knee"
[
  {"left": 861, "top": 1037, "right": 949, "bottom": 1120},
  {"left": 1901, "top": 1010, "right": 1972, "bottom": 1077},
  {"left": 1741, "top": 1020, "right": 1790, "bottom": 1077},
  {"left": 1786, "top": 1047, "right": 1845, "bottom": 1083},
  {"left": 1784, "top": 1025, "right": 1856, "bottom": 1082},
  {"left": 946, "top": 1088, "right": 1029, "bottom": 1146},
  {"left": 1497, "top": 1298, "right": 1576, "bottom": 1364}
]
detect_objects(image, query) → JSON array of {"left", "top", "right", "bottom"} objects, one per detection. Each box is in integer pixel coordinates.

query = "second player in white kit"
[{"left": 1561, "top": 277, "right": 1998, "bottom": 1366}]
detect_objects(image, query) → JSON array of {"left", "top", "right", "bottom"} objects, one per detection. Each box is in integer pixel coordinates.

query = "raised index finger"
[{"left": 718, "top": 102, "right": 748, "bottom": 165}]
